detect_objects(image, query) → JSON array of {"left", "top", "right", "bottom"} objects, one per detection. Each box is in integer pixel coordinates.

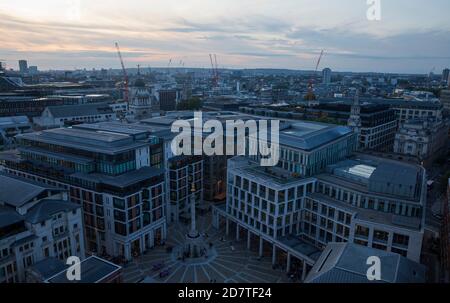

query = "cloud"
[{"left": 1, "top": 1, "right": 450, "bottom": 73}]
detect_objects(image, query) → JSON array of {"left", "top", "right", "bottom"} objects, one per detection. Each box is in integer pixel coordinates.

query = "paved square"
[{"left": 122, "top": 210, "right": 291, "bottom": 283}]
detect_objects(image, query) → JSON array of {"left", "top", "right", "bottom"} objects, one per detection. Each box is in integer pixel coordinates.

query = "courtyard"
[{"left": 122, "top": 210, "right": 292, "bottom": 283}]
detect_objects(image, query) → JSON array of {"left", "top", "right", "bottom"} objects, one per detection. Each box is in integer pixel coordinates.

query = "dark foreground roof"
[
  {"left": 45, "top": 256, "right": 122, "bottom": 283},
  {"left": 46, "top": 102, "right": 113, "bottom": 118},
  {"left": 0, "top": 173, "right": 58, "bottom": 208},
  {"left": 25, "top": 199, "right": 80, "bottom": 224},
  {"left": 305, "top": 242, "right": 425, "bottom": 283},
  {"left": 29, "top": 258, "right": 68, "bottom": 280}
]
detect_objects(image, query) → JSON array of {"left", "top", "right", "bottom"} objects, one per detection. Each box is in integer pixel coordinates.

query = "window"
[
  {"left": 373, "top": 230, "right": 389, "bottom": 243},
  {"left": 337, "top": 211, "right": 345, "bottom": 222},
  {"left": 23, "top": 255, "right": 33, "bottom": 268},
  {"left": 354, "top": 239, "right": 368, "bottom": 246},
  {"left": 321, "top": 205, "right": 328, "bottom": 216},
  {"left": 114, "top": 222, "right": 127, "bottom": 236},
  {"left": 355, "top": 225, "right": 369, "bottom": 238},
  {"left": 328, "top": 208, "right": 335, "bottom": 219},
  {"left": 343, "top": 213, "right": 351, "bottom": 225},
  {"left": 391, "top": 247, "right": 407, "bottom": 257},
  {"left": 372, "top": 243, "right": 387, "bottom": 251},
  {"left": 113, "top": 198, "right": 125, "bottom": 210},
  {"left": 393, "top": 233, "right": 409, "bottom": 247}
]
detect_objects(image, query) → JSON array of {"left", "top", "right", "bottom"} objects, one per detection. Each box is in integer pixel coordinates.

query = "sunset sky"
[{"left": 1, "top": 0, "right": 450, "bottom": 73}]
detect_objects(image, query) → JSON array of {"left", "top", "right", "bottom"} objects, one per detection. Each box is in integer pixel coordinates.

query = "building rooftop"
[
  {"left": 0, "top": 206, "right": 23, "bottom": 229},
  {"left": 70, "top": 166, "right": 164, "bottom": 188},
  {"left": 323, "top": 154, "right": 424, "bottom": 202},
  {"left": 278, "top": 235, "right": 322, "bottom": 261},
  {"left": 0, "top": 115, "right": 30, "bottom": 127},
  {"left": 0, "top": 173, "right": 58, "bottom": 208},
  {"left": 29, "top": 257, "right": 68, "bottom": 281},
  {"left": 17, "top": 127, "right": 148, "bottom": 155},
  {"left": 318, "top": 97, "right": 443, "bottom": 109},
  {"left": 45, "top": 256, "right": 122, "bottom": 283},
  {"left": 25, "top": 199, "right": 80, "bottom": 224},
  {"left": 45, "top": 102, "right": 113, "bottom": 118},
  {"left": 74, "top": 122, "right": 151, "bottom": 137},
  {"left": 229, "top": 157, "right": 311, "bottom": 189},
  {"left": 308, "top": 193, "right": 422, "bottom": 230},
  {"left": 278, "top": 121, "right": 353, "bottom": 151},
  {"left": 305, "top": 242, "right": 425, "bottom": 283}
]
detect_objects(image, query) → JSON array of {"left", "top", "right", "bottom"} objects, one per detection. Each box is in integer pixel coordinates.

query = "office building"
[
  {"left": 33, "top": 103, "right": 115, "bottom": 128},
  {"left": 386, "top": 99, "right": 443, "bottom": 123},
  {"left": 308, "top": 103, "right": 397, "bottom": 152},
  {"left": 212, "top": 121, "right": 358, "bottom": 278},
  {"left": 0, "top": 95, "right": 80, "bottom": 118},
  {"left": 441, "top": 178, "right": 450, "bottom": 280},
  {"left": 18, "top": 60, "right": 28, "bottom": 74},
  {"left": 322, "top": 68, "right": 332, "bottom": 85},
  {"left": 305, "top": 154, "right": 426, "bottom": 262},
  {"left": 0, "top": 125, "right": 167, "bottom": 261},
  {"left": 317, "top": 97, "right": 443, "bottom": 124},
  {"left": 0, "top": 173, "right": 85, "bottom": 282},
  {"left": 28, "top": 66, "right": 38, "bottom": 75},
  {"left": 158, "top": 89, "right": 178, "bottom": 111},
  {"left": 256, "top": 120, "right": 357, "bottom": 177},
  {"left": 441, "top": 89, "right": 450, "bottom": 115},
  {"left": 168, "top": 156, "right": 203, "bottom": 223},
  {"left": 394, "top": 119, "right": 449, "bottom": 166},
  {"left": 443, "top": 68, "right": 450, "bottom": 84}
]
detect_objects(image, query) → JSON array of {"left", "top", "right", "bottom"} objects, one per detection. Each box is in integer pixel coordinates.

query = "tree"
[{"left": 177, "top": 97, "right": 202, "bottom": 110}]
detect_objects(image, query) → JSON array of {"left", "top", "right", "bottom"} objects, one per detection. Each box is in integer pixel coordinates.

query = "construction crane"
[
  {"left": 214, "top": 54, "right": 219, "bottom": 84},
  {"left": 315, "top": 50, "right": 324, "bottom": 74},
  {"left": 115, "top": 42, "right": 129, "bottom": 103},
  {"left": 304, "top": 50, "right": 324, "bottom": 101},
  {"left": 209, "top": 54, "right": 219, "bottom": 87}
]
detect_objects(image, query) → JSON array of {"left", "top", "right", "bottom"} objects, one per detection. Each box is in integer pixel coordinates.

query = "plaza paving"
[{"left": 122, "top": 211, "right": 291, "bottom": 283}]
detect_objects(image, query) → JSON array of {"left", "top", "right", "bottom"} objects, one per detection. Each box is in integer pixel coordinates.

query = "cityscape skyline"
[
  {"left": 1, "top": 0, "right": 450, "bottom": 287},
  {"left": 1, "top": 0, "right": 450, "bottom": 73}
]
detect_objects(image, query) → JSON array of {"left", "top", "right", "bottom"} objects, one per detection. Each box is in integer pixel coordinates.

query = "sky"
[{"left": 1, "top": 0, "right": 450, "bottom": 73}]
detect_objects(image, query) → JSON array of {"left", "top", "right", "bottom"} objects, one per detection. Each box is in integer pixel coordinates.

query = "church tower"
[
  {"left": 128, "top": 66, "right": 159, "bottom": 120},
  {"left": 348, "top": 89, "right": 362, "bottom": 149}
]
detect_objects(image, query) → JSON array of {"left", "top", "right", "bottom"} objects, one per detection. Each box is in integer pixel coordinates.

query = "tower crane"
[
  {"left": 214, "top": 54, "right": 219, "bottom": 84},
  {"left": 304, "top": 49, "right": 324, "bottom": 101},
  {"left": 115, "top": 42, "right": 129, "bottom": 103}
]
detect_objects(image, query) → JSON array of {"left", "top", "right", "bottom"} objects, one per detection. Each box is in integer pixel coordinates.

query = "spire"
[
  {"left": 137, "top": 64, "right": 140, "bottom": 76},
  {"left": 353, "top": 88, "right": 360, "bottom": 105},
  {"left": 348, "top": 88, "right": 362, "bottom": 150}
]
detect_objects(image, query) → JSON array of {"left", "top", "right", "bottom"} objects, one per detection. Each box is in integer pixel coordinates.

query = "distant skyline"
[{"left": 1, "top": 0, "right": 450, "bottom": 74}]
